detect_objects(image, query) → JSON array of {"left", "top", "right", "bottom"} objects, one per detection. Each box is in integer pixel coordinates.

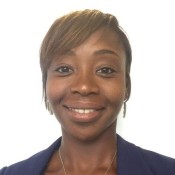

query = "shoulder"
[
  {"left": 117, "top": 135, "right": 175, "bottom": 175},
  {"left": 137, "top": 144, "right": 175, "bottom": 174},
  {"left": 0, "top": 138, "right": 61, "bottom": 175}
]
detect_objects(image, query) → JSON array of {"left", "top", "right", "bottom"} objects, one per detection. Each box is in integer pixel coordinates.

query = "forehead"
[
  {"left": 73, "top": 27, "right": 124, "bottom": 51},
  {"left": 50, "top": 27, "right": 126, "bottom": 68},
  {"left": 70, "top": 28, "right": 125, "bottom": 61},
  {"left": 54, "top": 27, "right": 125, "bottom": 56}
]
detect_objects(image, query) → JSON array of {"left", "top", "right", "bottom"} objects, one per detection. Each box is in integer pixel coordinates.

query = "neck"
[{"left": 59, "top": 127, "right": 117, "bottom": 174}]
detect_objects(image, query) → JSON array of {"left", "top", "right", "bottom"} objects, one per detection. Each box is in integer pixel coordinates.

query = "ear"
[{"left": 125, "top": 73, "right": 131, "bottom": 102}]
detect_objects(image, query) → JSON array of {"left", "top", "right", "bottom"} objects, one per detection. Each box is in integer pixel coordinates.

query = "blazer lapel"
[{"left": 117, "top": 135, "right": 153, "bottom": 175}]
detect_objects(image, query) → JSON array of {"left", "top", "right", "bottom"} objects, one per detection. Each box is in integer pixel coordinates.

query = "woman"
[{"left": 0, "top": 9, "right": 175, "bottom": 175}]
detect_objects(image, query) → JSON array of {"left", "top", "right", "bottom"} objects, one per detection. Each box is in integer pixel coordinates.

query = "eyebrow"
[{"left": 93, "top": 49, "right": 119, "bottom": 57}]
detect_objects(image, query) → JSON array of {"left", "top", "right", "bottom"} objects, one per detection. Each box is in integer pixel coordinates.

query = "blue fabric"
[{"left": 1, "top": 135, "right": 175, "bottom": 175}]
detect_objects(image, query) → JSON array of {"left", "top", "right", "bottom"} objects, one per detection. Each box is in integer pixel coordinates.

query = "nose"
[{"left": 70, "top": 73, "right": 99, "bottom": 96}]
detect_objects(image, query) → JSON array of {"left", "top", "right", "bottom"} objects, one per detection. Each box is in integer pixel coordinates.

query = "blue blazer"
[{"left": 1, "top": 135, "right": 175, "bottom": 175}]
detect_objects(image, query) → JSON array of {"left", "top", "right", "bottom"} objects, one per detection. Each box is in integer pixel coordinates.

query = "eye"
[
  {"left": 96, "top": 67, "right": 116, "bottom": 77},
  {"left": 55, "top": 65, "right": 73, "bottom": 76}
]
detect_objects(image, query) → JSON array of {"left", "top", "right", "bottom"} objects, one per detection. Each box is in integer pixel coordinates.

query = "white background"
[{"left": 0, "top": 0, "right": 175, "bottom": 167}]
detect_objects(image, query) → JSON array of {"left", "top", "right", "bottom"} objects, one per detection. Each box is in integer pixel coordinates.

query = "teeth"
[{"left": 70, "top": 108, "right": 96, "bottom": 114}]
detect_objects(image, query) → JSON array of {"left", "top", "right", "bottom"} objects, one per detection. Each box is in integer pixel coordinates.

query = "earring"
[
  {"left": 123, "top": 101, "right": 127, "bottom": 118},
  {"left": 123, "top": 91, "right": 129, "bottom": 118}
]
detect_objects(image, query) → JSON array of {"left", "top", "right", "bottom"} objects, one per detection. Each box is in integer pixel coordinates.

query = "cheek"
[
  {"left": 108, "top": 88, "right": 125, "bottom": 111},
  {"left": 107, "top": 87, "right": 125, "bottom": 118},
  {"left": 101, "top": 80, "right": 126, "bottom": 104},
  {"left": 46, "top": 78, "right": 66, "bottom": 104}
]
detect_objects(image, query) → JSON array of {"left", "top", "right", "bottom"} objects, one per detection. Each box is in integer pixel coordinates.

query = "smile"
[
  {"left": 69, "top": 108, "right": 96, "bottom": 114},
  {"left": 63, "top": 104, "right": 104, "bottom": 122}
]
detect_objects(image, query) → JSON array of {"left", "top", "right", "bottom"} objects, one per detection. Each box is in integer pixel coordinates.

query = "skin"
[{"left": 45, "top": 27, "right": 130, "bottom": 175}]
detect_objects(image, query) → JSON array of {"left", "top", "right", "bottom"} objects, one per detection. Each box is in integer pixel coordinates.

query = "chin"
[{"left": 62, "top": 123, "right": 116, "bottom": 144}]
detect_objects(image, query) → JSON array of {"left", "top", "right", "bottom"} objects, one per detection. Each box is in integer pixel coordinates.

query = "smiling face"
[{"left": 46, "top": 27, "right": 129, "bottom": 141}]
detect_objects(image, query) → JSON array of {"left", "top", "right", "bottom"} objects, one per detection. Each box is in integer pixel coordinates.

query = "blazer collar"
[
  {"left": 36, "top": 134, "right": 152, "bottom": 175},
  {"left": 117, "top": 135, "right": 153, "bottom": 175}
]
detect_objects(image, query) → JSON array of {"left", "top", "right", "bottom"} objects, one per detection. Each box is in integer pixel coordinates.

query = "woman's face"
[{"left": 46, "top": 28, "right": 128, "bottom": 141}]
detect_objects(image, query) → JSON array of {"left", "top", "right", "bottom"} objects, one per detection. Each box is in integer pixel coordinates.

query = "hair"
[{"left": 40, "top": 9, "right": 132, "bottom": 111}]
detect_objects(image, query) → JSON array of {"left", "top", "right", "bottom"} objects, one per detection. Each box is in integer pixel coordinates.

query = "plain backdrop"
[{"left": 0, "top": 0, "right": 175, "bottom": 167}]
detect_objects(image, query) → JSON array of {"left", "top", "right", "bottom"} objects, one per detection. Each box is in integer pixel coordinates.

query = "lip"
[{"left": 63, "top": 102, "right": 105, "bottom": 123}]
